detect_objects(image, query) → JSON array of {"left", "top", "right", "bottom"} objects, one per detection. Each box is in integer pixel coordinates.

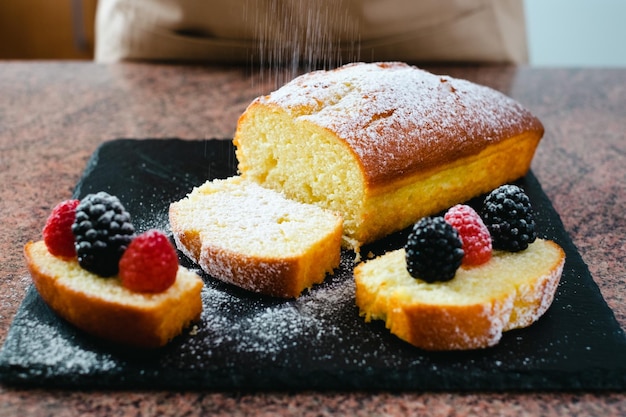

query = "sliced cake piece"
[
  {"left": 24, "top": 240, "right": 203, "bottom": 348},
  {"left": 169, "top": 176, "right": 343, "bottom": 298},
  {"left": 354, "top": 239, "right": 565, "bottom": 350}
]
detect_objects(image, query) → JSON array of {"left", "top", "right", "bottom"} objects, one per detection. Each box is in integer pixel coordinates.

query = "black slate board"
[{"left": 1, "top": 138, "right": 625, "bottom": 392}]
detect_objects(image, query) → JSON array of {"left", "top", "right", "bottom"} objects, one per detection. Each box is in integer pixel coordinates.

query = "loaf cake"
[
  {"left": 24, "top": 240, "right": 203, "bottom": 349},
  {"left": 355, "top": 239, "right": 565, "bottom": 350},
  {"left": 234, "top": 62, "right": 544, "bottom": 249},
  {"left": 169, "top": 176, "right": 343, "bottom": 298}
]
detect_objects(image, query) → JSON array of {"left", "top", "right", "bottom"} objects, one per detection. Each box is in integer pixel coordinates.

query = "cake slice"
[
  {"left": 354, "top": 239, "right": 565, "bottom": 350},
  {"left": 169, "top": 176, "right": 343, "bottom": 298},
  {"left": 24, "top": 240, "right": 203, "bottom": 348}
]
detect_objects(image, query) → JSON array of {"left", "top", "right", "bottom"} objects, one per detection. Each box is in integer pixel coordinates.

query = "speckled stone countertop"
[{"left": 0, "top": 62, "right": 624, "bottom": 416}]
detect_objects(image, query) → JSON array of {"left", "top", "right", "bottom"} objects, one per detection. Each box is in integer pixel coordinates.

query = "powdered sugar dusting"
[
  {"left": 8, "top": 317, "right": 118, "bottom": 373},
  {"left": 189, "top": 254, "right": 358, "bottom": 362},
  {"left": 261, "top": 62, "right": 542, "bottom": 182},
  {"left": 0, "top": 288, "right": 120, "bottom": 378},
  {"left": 173, "top": 178, "right": 341, "bottom": 256},
  {"left": 506, "top": 254, "right": 564, "bottom": 330}
]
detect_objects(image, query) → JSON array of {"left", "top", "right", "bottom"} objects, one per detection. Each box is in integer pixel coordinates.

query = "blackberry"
[
  {"left": 71, "top": 192, "right": 136, "bottom": 276},
  {"left": 482, "top": 185, "right": 536, "bottom": 252},
  {"left": 405, "top": 216, "right": 464, "bottom": 283}
]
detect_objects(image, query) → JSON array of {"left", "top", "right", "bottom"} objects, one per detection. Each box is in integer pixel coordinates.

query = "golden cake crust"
[
  {"left": 24, "top": 240, "right": 204, "bottom": 348},
  {"left": 240, "top": 62, "right": 544, "bottom": 187}
]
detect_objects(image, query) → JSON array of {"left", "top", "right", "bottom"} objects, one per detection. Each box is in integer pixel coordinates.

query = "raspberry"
[
  {"left": 444, "top": 204, "right": 492, "bottom": 266},
  {"left": 42, "top": 199, "right": 80, "bottom": 257},
  {"left": 405, "top": 216, "right": 464, "bottom": 283},
  {"left": 119, "top": 230, "right": 179, "bottom": 293},
  {"left": 72, "top": 192, "right": 135, "bottom": 277},
  {"left": 482, "top": 185, "right": 536, "bottom": 252}
]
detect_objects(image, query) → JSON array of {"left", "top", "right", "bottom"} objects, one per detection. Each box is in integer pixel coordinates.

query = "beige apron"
[{"left": 95, "top": 0, "right": 527, "bottom": 65}]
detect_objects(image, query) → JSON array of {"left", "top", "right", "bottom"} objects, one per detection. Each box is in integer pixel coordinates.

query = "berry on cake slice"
[
  {"left": 482, "top": 185, "right": 536, "bottom": 252},
  {"left": 119, "top": 230, "right": 179, "bottom": 293},
  {"left": 72, "top": 192, "right": 136, "bottom": 277},
  {"left": 444, "top": 204, "right": 492, "bottom": 266},
  {"left": 42, "top": 199, "right": 80, "bottom": 258},
  {"left": 24, "top": 193, "right": 204, "bottom": 348},
  {"left": 405, "top": 216, "right": 464, "bottom": 283}
]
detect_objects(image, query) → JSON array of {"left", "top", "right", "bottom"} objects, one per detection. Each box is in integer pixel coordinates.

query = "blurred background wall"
[
  {"left": 524, "top": 0, "right": 626, "bottom": 67},
  {"left": 0, "top": 0, "right": 97, "bottom": 60},
  {"left": 0, "top": 0, "right": 624, "bottom": 66}
]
